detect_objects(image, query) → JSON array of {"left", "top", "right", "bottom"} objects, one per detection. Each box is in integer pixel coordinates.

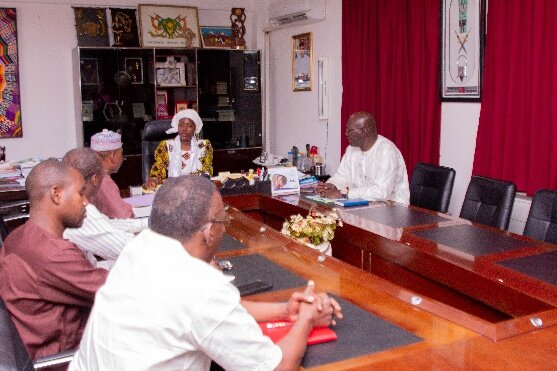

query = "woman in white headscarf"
[{"left": 143, "top": 109, "right": 213, "bottom": 190}]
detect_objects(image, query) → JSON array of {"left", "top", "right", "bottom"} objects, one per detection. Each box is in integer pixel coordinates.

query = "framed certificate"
[{"left": 440, "top": 0, "right": 486, "bottom": 101}]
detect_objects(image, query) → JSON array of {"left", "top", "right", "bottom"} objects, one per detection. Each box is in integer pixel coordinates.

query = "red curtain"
[
  {"left": 473, "top": 0, "right": 557, "bottom": 194},
  {"left": 341, "top": 0, "right": 441, "bottom": 174}
]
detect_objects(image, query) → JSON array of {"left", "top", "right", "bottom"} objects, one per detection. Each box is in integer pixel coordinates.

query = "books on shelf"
[
  {"left": 216, "top": 81, "right": 227, "bottom": 94},
  {"left": 217, "top": 96, "right": 230, "bottom": 106},
  {"left": 217, "top": 109, "right": 235, "bottom": 121}
]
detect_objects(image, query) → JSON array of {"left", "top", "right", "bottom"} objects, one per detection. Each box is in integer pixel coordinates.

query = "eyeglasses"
[
  {"left": 210, "top": 213, "right": 231, "bottom": 225},
  {"left": 200, "top": 213, "right": 231, "bottom": 231}
]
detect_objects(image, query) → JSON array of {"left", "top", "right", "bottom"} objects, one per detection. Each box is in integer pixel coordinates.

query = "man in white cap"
[
  {"left": 143, "top": 109, "right": 213, "bottom": 191},
  {"left": 89, "top": 129, "right": 133, "bottom": 218},
  {"left": 63, "top": 148, "right": 147, "bottom": 270}
]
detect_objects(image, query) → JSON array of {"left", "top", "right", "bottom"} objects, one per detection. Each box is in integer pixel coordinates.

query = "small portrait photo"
[{"left": 272, "top": 174, "right": 288, "bottom": 190}]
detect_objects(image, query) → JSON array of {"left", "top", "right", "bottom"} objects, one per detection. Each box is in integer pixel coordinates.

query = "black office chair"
[
  {"left": 459, "top": 176, "right": 516, "bottom": 230},
  {"left": 0, "top": 215, "right": 9, "bottom": 246},
  {"left": 141, "top": 119, "right": 173, "bottom": 183},
  {"left": 523, "top": 189, "right": 557, "bottom": 244},
  {"left": 410, "top": 163, "right": 456, "bottom": 213},
  {"left": 0, "top": 298, "right": 74, "bottom": 370}
]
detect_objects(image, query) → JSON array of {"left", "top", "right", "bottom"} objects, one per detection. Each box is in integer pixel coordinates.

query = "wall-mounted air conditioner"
[{"left": 265, "top": 0, "right": 326, "bottom": 31}]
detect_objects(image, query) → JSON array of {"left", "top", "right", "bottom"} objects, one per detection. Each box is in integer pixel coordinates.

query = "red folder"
[{"left": 259, "top": 321, "right": 337, "bottom": 345}]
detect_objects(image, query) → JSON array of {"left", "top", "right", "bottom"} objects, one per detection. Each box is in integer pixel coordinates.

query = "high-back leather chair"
[
  {"left": 523, "top": 189, "right": 557, "bottom": 244},
  {"left": 141, "top": 119, "right": 173, "bottom": 182},
  {"left": 410, "top": 163, "right": 456, "bottom": 213},
  {"left": 459, "top": 176, "right": 516, "bottom": 230},
  {"left": 0, "top": 215, "right": 9, "bottom": 246},
  {"left": 0, "top": 298, "right": 33, "bottom": 370},
  {"left": 0, "top": 298, "right": 75, "bottom": 370}
]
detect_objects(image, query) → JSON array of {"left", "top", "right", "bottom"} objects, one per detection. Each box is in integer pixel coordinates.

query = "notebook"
[
  {"left": 334, "top": 198, "right": 369, "bottom": 207},
  {"left": 259, "top": 321, "right": 337, "bottom": 345}
]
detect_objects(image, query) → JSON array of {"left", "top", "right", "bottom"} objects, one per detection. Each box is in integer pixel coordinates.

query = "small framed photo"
[
  {"left": 80, "top": 58, "right": 99, "bottom": 85},
  {"left": 440, "top": 0, "right": 486, "bottom": 101},
  {"left": 125, "top": 58, "right": 144, "bottom": 84},
  {"left": 132, "top": 102, "right": 146, "bottom": 119},
  {"left": 138, "top": 4, "right": 201, "bottom": 48},
  {"left": 175, "top": 100, "right": 192, "bottom": 114},
  {"left": 200, "top": 26, "right": 233, "bottom": 48},
  {"left": 82, "top": 100, "right": 94, "bottom": 122},
  {"left": 155, "top": 57, "right": 186, "bottom": 87},
  {"left": 292, "top": 33, "right": 312, "bottom": 91}
]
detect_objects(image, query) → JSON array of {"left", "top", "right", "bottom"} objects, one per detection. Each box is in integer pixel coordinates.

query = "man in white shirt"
[
  {"left": 62, "top": 148, "right": 147, "bottom": 269},
  {"left": 316, "top": 111, "right": 410, "bottom": 204},
  {"left": 70, "top": 175, "right": 342, "bottom": 371}
]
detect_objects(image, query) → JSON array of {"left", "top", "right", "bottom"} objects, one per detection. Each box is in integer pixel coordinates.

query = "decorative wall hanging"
[
  {"left": 0, "top": 8, "right": 22, "bottom": 138},
  {"left": 230, "top": 8, "right": 246, "bottom": 49},
  {"left": 74, "top": 7, "right": 109, "bottom": 46},
  {"left": 200, "top": 26, "right": 233, "bottom": 48},
  {"left": 138, "top": 5, "right": 201, "bottom": 48},
  {"left": 440, "top": 0, "right": 485, "bottom": 101},
  {"left": 110, "top": 8, "right": 140, "bottom": 47},
  {"left": 292, "top": 32, "right": 313, "bottom": 91}
]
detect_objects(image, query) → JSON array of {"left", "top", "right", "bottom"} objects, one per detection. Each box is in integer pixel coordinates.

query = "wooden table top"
[{"left": 219, "top": 194, "right": 557, "bottom": 370}]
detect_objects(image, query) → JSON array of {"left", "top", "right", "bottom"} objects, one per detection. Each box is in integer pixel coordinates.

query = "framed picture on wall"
[
  {"left": 440, "top": 0, "right": 486, "bottom": 101},
  {"left": 292, "top": 33, "right": 312, "bottom": 91},
  {"left": 138, "top": 4, "right": 201, "bottom": 48}
]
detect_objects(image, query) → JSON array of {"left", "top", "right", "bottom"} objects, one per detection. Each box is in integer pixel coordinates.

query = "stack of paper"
[
  {"left": 124, "top": 194, "right": 155, "bottom": 219},
  {"left": 0, "top": 161, "right": 21, "bottom": 178}
]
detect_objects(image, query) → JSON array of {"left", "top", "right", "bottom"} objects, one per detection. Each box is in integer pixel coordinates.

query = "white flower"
[{"left": 280, "top": 210, "right": 342, "bottom": 245}]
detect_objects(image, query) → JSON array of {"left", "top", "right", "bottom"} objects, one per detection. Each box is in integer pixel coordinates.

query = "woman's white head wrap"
[{"left": 166, "top": 109, "right": 203, "bottom": 134}]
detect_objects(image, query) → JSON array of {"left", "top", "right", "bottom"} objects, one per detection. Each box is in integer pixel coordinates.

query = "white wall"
[
  {"left": 262, "top": 0, "right": 480, "bottom": 213},
  {"left": 0, "top": 0, "right": 259, "bottom": 160},
  {"left": 264, "top": 0, "right": 343, "bottom": 175},
  {"left": 440, "top": 103, "right": 480, "bottom": 215}
]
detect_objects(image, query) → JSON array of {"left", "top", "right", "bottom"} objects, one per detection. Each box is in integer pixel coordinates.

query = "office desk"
[{"left": 219, "top": 194, "right": 557, "bottom": 369}]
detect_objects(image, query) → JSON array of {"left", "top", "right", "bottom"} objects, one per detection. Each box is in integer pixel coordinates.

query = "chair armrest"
[{"left": 33, "top": 350, "right": 76, "bottom": 369}]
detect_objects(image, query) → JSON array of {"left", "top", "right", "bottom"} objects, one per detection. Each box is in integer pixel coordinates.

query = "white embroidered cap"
[
  {"left": 167, "top": 109, "right": 203, "bottom": 134},
  {"left": 90, "top": 129, "right": 122, "bottom": 151}
]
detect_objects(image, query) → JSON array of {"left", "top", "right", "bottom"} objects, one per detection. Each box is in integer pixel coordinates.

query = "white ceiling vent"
[{"left": 266, "top": 0, "right": 326, "bottom": 31}]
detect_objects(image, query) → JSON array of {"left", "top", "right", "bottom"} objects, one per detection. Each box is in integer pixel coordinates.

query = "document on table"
[{"left": 304, "top": 194, "right": 343, "bottom": 204}]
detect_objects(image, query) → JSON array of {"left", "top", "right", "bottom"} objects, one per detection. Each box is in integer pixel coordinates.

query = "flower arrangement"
[{"left": 281, "top": 210, "right": 343, "bottom": 246}]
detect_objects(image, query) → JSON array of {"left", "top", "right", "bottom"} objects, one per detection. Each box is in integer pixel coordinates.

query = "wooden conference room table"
[{"left": 219, "top": 193, "right": 557, "bottom": 370}]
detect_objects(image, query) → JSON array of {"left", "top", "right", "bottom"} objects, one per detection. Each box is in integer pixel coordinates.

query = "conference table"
[{"left": 218, "top": 193, "right": 557, "bottom": 370}]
